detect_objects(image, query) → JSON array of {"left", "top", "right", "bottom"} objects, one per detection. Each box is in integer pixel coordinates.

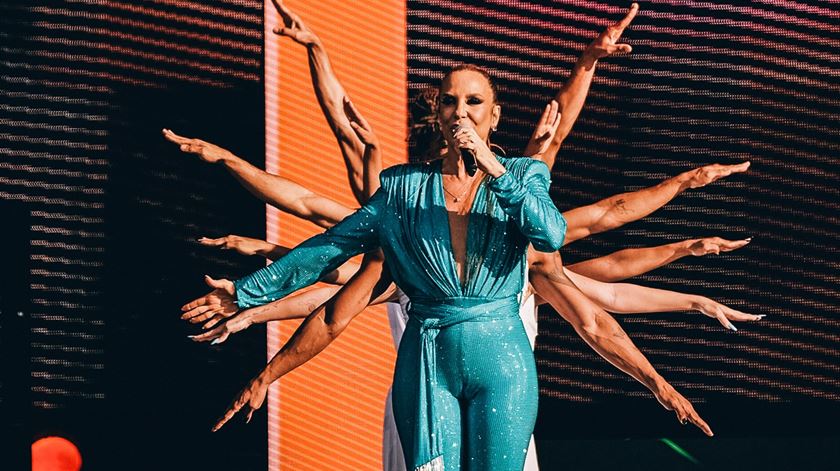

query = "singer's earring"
[{"left": 490, "top": 126, "right": 497, "bottom": 132}]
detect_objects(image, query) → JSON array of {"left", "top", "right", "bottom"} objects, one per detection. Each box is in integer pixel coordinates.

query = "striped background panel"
[
  {"left": 2, "top": 0, "right": 268, "bottom": 467},
  {"left": 407, "top": 0, "right": 840, "bottom": 424},
  {"left": 266, "top": 0, "right": 406, "bottom": 469}
]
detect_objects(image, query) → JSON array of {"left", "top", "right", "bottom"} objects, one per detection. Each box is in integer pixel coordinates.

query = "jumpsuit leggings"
[{"left": 392, "top": 296, "right": 538, "bottom": 470}]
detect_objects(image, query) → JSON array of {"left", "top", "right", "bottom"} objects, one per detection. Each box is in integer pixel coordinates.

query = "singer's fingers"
[{"left": 453, "top": 127, "right": 480, "bottom": 140}]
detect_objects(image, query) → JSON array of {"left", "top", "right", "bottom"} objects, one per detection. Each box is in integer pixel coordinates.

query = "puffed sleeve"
[
  {"left": 487, "top": 159, "right": 566, "bottom": 252},
  {"left": 233, "top": 187, "right": 386, "bottom": 308}
]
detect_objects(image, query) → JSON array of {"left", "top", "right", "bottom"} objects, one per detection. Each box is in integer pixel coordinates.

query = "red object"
[{"left": 32, "top": 436, "right": 82, "bottom": 471}]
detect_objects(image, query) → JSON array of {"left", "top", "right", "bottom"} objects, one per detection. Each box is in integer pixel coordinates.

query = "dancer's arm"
[
  {"left": 191, "top": 275, "right": 399, "bottom": 344},
  {"left": 527, "top": 3, "right": 638, "bottom": 169},
  {"left": 180, "top": 182, "right": 388, "bottom": 320},
  {"left": 271, "top": 0, "right": 370, "bottom": 204},
  {"left": 211, "top": 252, "right": 393, "bottom": 430},
  {"left": 344, "top": 97, "right": 382, "bottom": 199},
  {"left": 197, "top": 234, "right": 361, "bottom": 283},
  {"left": 562, "top": 161, "right": 750, "bottom": 245},
  {"left": 567, "top": 237, "right": 751, "bottom": 282},
  {"left": 529, "top": 252, "right": 713, "bottom": 436},
  {"left": 562, "top": 268, "right": 761, "bottom": 331},
  {"left": 162, "top": 129, "right": 352, "bottom": 229},
  {"left": 183, "top": 235, "right": 362, "bottom": 328},
  {"left": 189, "top": 285, "right": 340, "bottom": 344},
  {"left": 198, "top": 235, "right": 290, "bottom": 260}
]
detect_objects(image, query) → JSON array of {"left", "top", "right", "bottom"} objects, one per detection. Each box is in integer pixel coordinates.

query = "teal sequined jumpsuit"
[{"left": 234, "top": 157, "right": 566, "bottom": 470}]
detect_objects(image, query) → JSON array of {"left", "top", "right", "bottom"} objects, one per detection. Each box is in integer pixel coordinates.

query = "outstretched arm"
[
  {"left": 189, "top": 285, "right": 340, "bottom": 343},
  {"left": 198, "top": 235, "right": 290, "bottom": 261},
  {"left": 567, "top": 237, "right": 751, "bottom": 282},
  {"left": 561, "top": 268, "right": 762, "bottom": 331},
  {"left": 271, "top": 0, "right": 370, "bottom": 204},
  {"left": 562, "top": 161, "right": 751, "bottom": 245},
  {"left": 182, "top": 234, "right": 363, "bottom": 329},
  {"left": 529, "top": 251, "right": 713, "bottom": 436},
  {"left": 162, "top": 129, "right": 352, "bottom": 229},
  {"left": 197, "top": 234, "right": 361, "bottom": 283},
  {"left": 526, "top": 3, "right": 638, "bottom": 169},
  {"left": 211, "top": 252, "right": 393, "bottom": 430},
  {"left": 180, "top": 184, "right": 386, "bottom": 324},
  {"left": 190, "top": 275, "right": 399, "bottom": 345}
]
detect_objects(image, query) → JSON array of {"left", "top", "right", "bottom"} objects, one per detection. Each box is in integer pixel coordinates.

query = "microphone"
[
  {"left": 453, "top": 123, "right": 478, "bottom": 176},
  {"left": 460, "top": 148, "right": 477, "bottom": 177}
]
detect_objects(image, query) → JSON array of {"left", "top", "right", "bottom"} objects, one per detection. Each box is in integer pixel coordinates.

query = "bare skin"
[
  {"left": 536, "top": 3, "right": 638, "bottom": 169},
  {"left": 177, "top": 3, "right": 751, "bottom": 333},
  {"left": 162, "top": 128, "right": 350, "bottom": 228},
  {"left": 172, "top": 2, "right": 745, "bottom": 318},
  {"left": 562, "top": 162, "right": 751, "bottom": 243},
  {"left": 191, "top": 235, "right": 755, "bottom": 344},
  {"left": 179, "top": 4, "right": 749, "bottom": 440},
  {"left": 212, "top": 252, "right": 391, "bottom": 430},
  {"left": 566, "top": 236, "right": 752, "bottom": 282},
  {"left": 207, "top": 69, "right": 723, "bottom": 437},
  {"left": 271, "top": 0, "right": 369, "bottom": 203},
  {"left": 528, "top": 252, "right": 713, "bottom": 436}
]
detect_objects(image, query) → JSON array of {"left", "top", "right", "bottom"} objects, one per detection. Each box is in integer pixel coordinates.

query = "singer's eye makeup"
[{"left": 438, "top": 94, "right": 484, "bottom": 107}]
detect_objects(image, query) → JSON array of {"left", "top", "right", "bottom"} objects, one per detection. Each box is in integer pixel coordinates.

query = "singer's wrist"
[{"left": 484, "top": 159, "right": 507, "bottom": 179}]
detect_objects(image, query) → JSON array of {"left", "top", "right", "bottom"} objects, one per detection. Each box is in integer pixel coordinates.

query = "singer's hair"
[
  {"left": 441, "top": 63, "right": 498, "bottom": 103},
  {"left": 407, "top": 64, "right": 505, "bottom": 162},
  {"left": 408, "top": 87, "right": 442, "bottom": 162}
]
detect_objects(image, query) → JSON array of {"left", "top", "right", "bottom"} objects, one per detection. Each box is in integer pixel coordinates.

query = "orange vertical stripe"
[{"left": 265, "top": 1, "right": 406, "bottom": 469}]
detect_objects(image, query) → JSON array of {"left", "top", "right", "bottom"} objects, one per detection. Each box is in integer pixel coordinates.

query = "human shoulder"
[{"left": 379, "top": 161, "right": 436, "bottom": 189}]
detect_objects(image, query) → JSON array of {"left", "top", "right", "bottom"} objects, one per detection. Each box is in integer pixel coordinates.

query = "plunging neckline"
[{"left": 436, "top": 159, "right": 484, "bottom": 295}]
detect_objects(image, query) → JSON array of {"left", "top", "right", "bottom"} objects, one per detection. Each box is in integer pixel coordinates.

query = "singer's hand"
[{"left": 453, "top": 125, "right": 506, "bottom": 178}]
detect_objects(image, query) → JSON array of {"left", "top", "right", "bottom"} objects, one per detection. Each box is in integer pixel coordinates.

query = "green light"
[{"left": 659, "top": 438, "right": 700, "bottom": 465}]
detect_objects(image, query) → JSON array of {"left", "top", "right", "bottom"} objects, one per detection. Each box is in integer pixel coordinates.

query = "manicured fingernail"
[
  {"left": 211, "top": 339, "right": 220, "bottom": 345},
  {"left": 745, "top": 237, "right": 753, "bottom": 242},
  {"left": 756, "top": 315, "right": 766, "bottom": 319},
  {"left": 728, "top": 323, "right": 738, "bottom": 332}
]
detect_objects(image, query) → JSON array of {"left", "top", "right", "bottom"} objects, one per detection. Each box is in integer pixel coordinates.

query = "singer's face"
[{"left": 438, "top": 70, "right": 501, "bottom": 149}]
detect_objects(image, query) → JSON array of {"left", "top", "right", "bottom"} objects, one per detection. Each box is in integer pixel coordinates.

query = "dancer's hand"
[
  {"left": 653, "top": 381, "right": 714, "bottom": 436},
  {"left": 524, "top": 100, "right": 561, "bottom": 158},
  {"left": 686, "top": 236, "right": 751, "bottom": 256},
  {"left": 582, "top": 3, "right": 638, "bottom": 64},
  {"left": 199, "top": 235, "right": 271, "bottom": 257},
  {"left": 344, "top": 97, "right": 379, "bottom": 148},
  {"left": 213, "top": 372, "right": 270, "bottom": 432},
  {"left": 162, "top": 129, "right": 233, "bottom": 164},
  {"left": 270, "top": 0, "right": 320, "bottom": 46},
  {"left": 189, "top": 309, "right": 253, "bottom": 344},
  {"left": 181, "top": 275, "right": 238, "bottom": 325},
  {"left": 694, "top": 298, "right": 763, "bottom": 331},
  {"left": 682, "top": 161, "right": 751, "bottom": 190},
  {"left": 453, "top": 122, "right": 506, "bottom": 178}
]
